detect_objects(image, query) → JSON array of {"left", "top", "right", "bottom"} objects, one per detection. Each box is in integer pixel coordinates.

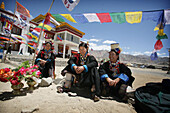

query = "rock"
[
  {"left": 38, "top": 77, "right": 53, "bottom": 87},
  {"left": 21, "top": 106, "right": 39, "bottom": 113}
]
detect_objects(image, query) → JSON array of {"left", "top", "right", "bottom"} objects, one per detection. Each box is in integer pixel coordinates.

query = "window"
[
  {"left": 11, "top": 26, "right": 21, "bottom": 35},
  {"left": 56, "top": 33, "right": 64, "bottom": 41},
  {"left": 71, "top": 35, "right": 73, "bottom": 41}
]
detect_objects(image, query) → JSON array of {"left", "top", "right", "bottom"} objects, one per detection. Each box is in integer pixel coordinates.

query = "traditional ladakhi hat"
[{"left": 110, "top": 43, "right": 122, "bottom": 54}]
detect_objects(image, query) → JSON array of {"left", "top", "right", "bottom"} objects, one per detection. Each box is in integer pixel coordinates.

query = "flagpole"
[
  {"left": 3, "top": 0, "right": 17, "bottom": 63},
  {"left": 32, "top": 0, "right": 55, "bottom": 66}
]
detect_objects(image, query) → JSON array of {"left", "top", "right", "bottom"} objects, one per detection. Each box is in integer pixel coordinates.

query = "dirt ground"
[{"left": 0, "top": 62, "right": 170, "bottom": 113}]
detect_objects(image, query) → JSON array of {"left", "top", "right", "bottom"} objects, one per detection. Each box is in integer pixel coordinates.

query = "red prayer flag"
[
  {"left": 25, "top": 34, "right": 32, "bottom": 39},
  {"left": 57, "top": 35, "right": 63, "bottom": 41},
  {"left": 44, "top": 13, "right": 51, "bottom": 25},
  {"left": 96, "top": 13, "right": 112, "bottom": 23},
  {"left": 154, "top": 40, "right": 163, "bottom": 50},
  {"left": 34, "top": 27, "right": 45, "bottom": 32},
  {"left": 16, "top": 1, "right": 30, "bottom": 18}
]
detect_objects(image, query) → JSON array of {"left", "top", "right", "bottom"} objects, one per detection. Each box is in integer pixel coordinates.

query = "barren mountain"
[{"left": 89, "top": 50, "right": 169, "bottom": 66}]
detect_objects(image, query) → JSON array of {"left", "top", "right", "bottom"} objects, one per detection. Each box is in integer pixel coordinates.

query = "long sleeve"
[
  {"left": 101, "top": 74, "right": 109, "bottom": 81},
  {"left": 118, "top": 73, "right": 129, "bottom": 82},
  {"left": 35, "top": 51, "right": 42, "bottom": 65},
  {"left": 68, "top": 55, "right": 77, "bottom": 65},
  {"left": 119, "top": 64, "right": 135, "bottom": 86},
  {"left": 86, "top": 56, "right": 98, "bottom": 69},
  {"left": 99, "top": 62, "right": 109, "bottom": 76}
]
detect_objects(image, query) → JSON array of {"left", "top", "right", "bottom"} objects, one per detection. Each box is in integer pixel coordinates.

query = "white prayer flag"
[
  {"left": 83, "top": 13, "right": 100, "bottom": 22},
  {"left": 165, "top": 9, "right": 170, "bottom": 25}
]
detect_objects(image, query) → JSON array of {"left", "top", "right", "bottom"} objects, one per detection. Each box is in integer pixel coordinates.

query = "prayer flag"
[
  {"left": 51, "top": 14, "right": 65, "bottom": 22},
  {"left": 154, "top": 10, "right": 165, "bottom": 31},
  {"left": 34, "top": 27, "right": 44, "bottom": 32},
  {"left": 57, "top": 35, "right": 63, "bottom": 41},
  {"left": 50, "top": 16, "right": 60, "bottom": 26},
  {"left": 109, "top": 12, "right": 126, "bottom": 24},
  {"left": 142, "top": 11, "right": 162, "bottom": 22},
  {"left": 37, "top": 13, "right": 57, "bottom": 31},
  {"left": 72, "top": 13, "right": 88, "bottom": 23},
  {"left": 16, "top": 1, "right": 30, "bottom": 18},
  {"left": 156, "top": 34, "right": 168, "bottom": 40},
  {"left": 83, "top": 13, "right": 100, "bottom": 23},
  {"left": 125, "top": 11, "right": 142, "bottom": 24},
  {"left": 154, "top": 40, "right": 163, "bottom": 50},
  {"left": 150, "top": 49, "right": 158, "bottom": 61},
  {"left": 15, "top": 11, "right": 29, "bottom": 28},
  {"left": 37, "top": 23, "right": 52, "bottom": 31},
  {"left": 156, "top": 26, "right": 168, "bottom": 40},
  {"left": 60, "top": 14, "right": 77, "bottom": 23},
  {"left": 165, "top": 9, "right": 170, "bottom": 24},
  {"left": 96, "top": 13, "right": 112, "bottom": 23},
  {"left": 3, "top": 21, "right": 12, "bottom": 35},
  {"left": 62, "top": 0, "right": 80, "bottom": 11}
]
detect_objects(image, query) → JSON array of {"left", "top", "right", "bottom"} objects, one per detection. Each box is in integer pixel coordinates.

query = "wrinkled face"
[
  {"left": 109, "top": 51, "right": 119, "bottom": 63},
  {"left": 79, "top": 46, "right": 87, "bottom": 56},
  {"left": 45, "top": 43, "right": 51, "bottom": 51}
]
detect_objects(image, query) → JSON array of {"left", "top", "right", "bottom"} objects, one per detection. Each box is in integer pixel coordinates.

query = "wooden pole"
[
  {"left": 3, "top": 0, "right": 17, "bottom": 63},
  {"left": 32, "top": 0, "right": 55, "bottom": 65},
  {"left": 167, "top": 48, "right": 170, "bottom": 74}
]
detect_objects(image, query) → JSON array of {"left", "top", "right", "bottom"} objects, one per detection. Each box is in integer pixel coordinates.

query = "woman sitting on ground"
[
  {"left": 35, "top": 42, "right": 55, "bottom": 78},
  {"left": 59, "top": 42, "right": 101, "bottom": 102},
  {"left": 99, "top": 43, "right": 135, "bottom": 101}
]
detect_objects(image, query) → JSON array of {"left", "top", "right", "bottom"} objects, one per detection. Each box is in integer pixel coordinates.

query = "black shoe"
[{"left": 93, "top": 95, "right": 100, "bottom": 102}]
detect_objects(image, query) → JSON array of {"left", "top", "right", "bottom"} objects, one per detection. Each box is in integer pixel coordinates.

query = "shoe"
[
  {"left": 93, "top": 95, "right": 100, "bottom": 102},
  {"left": 126, "top": 86, "right": 135, "bottom": 93},
  {"left": 57, "top": 86, "right": 63, "bottom": 93}
]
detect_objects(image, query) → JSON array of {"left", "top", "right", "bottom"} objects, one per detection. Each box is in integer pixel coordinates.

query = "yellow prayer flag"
[
  {"left": 125, "top": 11, "right": 142, "bottom": 24},
  {"left": 38, "top": 23, "right": 52, "bottom": 31},
  {"left": 158, "top": 29, "right": 165, "bottom": 36},
  {"left": 154, "top": 27, "right": 159, "bottom": 31},
  {"left": 60, "top": 14, "right": 77, "bottom": 23}
]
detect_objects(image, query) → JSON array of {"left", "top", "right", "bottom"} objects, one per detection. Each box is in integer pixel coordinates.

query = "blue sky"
[{"left": 1, "top": 0, "right": 170, "bottom": 57}]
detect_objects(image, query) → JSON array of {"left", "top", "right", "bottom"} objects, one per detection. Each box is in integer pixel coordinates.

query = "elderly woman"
[
  {"left": 59, "top": 42, "right": 100, "bottom": 102},
  {"left": 35, "top": 42, "right": 55, "bottom": 78},
  {"left": 99, "top": 43, "right": 135, "bottom": 101}
]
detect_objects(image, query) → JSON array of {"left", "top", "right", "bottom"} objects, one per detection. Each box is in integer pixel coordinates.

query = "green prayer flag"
[
  {"left": 51, "top": 14, "right": 65, "bottom": 22},
  {"left": 109, "top": 12, "right": 126, "bottom": 24},
  {"left": 156, "top": 34, "right": 168, "bottom": 40}
]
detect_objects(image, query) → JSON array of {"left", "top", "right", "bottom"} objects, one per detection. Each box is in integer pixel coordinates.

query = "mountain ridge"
[{"left": 89, "top": 50, "right": 169, "bottom": 66}]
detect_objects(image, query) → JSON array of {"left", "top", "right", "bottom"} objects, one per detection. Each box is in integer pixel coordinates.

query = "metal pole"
[{"left": 32, "top": 0, "right": 55, "bottom": 65}]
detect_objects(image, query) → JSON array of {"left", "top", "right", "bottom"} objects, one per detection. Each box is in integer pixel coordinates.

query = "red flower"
[
  {"left": 4, "top": 68, "right": 10, "bottom": 73},
  {"left": 0, "top": 78, "right": 8, "bottom": 82},
  {"left": 11, "top": 80, "right": 20, "bottom": 85},
  {"left": 9, "top": 76, "right": 19, "bottom": 85},
  {"left": 13, "top": 71, "right": 20, "bottom": 77}
]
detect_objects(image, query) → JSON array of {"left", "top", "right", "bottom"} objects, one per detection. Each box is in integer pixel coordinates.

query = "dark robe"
[
  {"left": 35, "top": 49, "right": 55, "bottom": 78},
  {"left": 62, "top": 53, "right": 101, "bottom": 96},
  {"left": 99, "top": 61, "right": 135, "bottom": 97}
]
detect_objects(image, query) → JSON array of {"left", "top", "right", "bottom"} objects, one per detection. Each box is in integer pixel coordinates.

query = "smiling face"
[
  {"left": 79, "top": 46, "right": 87, "bottom": 56},
  {"left": 45, "top": 43, "right": 51, "bottom": 51},
  {"left": 109, "top": 51, "right": 119, "bottom": 63}
]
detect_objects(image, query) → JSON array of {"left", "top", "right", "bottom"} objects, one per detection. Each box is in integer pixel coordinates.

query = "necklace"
[
  {"left": 80, "top": 53, "right": 88, "bottom": 65},
  {"left": 109, "top": 60, "right": 120, "bottom": 76}
]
